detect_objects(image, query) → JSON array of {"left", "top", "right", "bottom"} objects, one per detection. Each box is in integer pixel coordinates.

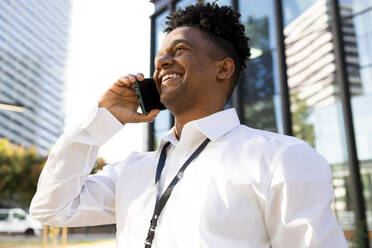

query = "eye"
[{"left": 175, "top": 46, "right": 187, "bottom": 53}]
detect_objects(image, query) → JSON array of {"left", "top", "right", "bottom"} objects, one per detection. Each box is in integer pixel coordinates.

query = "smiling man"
[{"left": 30, "top": 3, "right": 347, "bottom": 248}]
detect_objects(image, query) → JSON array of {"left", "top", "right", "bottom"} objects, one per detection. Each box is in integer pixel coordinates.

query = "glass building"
[
  {"left": 149, "top": 0, "right": 372, "bottom": 246},
  {"left": 0, "top": 0, "right": 72, "bottom": 155}
]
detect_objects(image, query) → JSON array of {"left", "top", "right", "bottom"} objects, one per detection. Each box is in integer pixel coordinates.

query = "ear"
[{"left": 216, "top": 58, "right": 235, "bottom": 81}]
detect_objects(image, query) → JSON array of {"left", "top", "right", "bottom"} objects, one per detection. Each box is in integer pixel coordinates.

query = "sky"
[{"left": 64, "top": 1, "right": 155, "bottom": 163}]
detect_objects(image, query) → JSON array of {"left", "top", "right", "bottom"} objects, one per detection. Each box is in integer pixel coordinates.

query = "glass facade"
[
  {"left": 175, "top": 0, "right": 198, "bottom": 9},
  {"left": 0, "top": 0, "right": 71, "bottom": 155},
  {"left": 151, "top": 0, "right": 372, "bottom": 244},
  {"left": 239, "top": 0, "right": 282, "bottom": 133},
  {"left": 283, "top": 0, "right": 354, "bottom": 233},
  {"left": 340, "top": 0, "right": 372, "bottom": 233}
]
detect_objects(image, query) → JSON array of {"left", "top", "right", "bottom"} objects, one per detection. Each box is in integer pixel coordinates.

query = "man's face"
[{"left": 154, "top": 26, "right": 220, "bottom": 113}]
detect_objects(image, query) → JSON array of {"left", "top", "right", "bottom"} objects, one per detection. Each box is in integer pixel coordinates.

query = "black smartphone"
[{"left": 134, "top": 78, "right": 166, "bottom": 114}]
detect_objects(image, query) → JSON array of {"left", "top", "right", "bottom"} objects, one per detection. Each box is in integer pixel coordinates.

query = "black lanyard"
[{"left": 144, "top": 138, "right": 211, "bottom": 248}]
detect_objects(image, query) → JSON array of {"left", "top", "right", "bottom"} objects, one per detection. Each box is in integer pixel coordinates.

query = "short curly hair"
[{"left": 164, "top": 2, "right": 250, "bottom": 85}]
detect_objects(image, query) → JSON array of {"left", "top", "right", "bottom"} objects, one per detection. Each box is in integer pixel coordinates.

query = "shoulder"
[
  {"left": 224, "top": 125, "right": 305, "bottom": 162},
  {"left": 231, "top": 125, "right": 302, "bottom": 146},
  {"left": 270, "top": 140, "right": 332, "bottom": 186},
  {"left": 225, "top": 125, "right": 331, "bottom": 185}
]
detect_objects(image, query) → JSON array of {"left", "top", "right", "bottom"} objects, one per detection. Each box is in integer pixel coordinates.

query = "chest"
[{"left": 115, "top": 148, "right": 269, "bottom": 247}]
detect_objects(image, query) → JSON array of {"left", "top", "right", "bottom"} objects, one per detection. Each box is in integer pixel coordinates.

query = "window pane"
[
  {"left": 175, "top": 0, "right": 198, "bottom": 9},
  {"left": 154, "top": 10, "right": 172, "bottom": 148},
  {"left": 205, "top": 0, "right": 231, "bottom": 6},
  {"left": 240, "top": 50, "right": 282, "bottom": 133},
  {"left": 282, "top": 0, "right": 318, "bottom": 26},
  {"left": 155, "top": 11, "right": 169, "bottom": 53},
  {"left": 239, "top": 0, "right": 276, "bottom": 57},
  {"left": 339, "top": 0, "right": 372, "bottom": 15},
  {"left": 283, "top": 0, "right": 352, "bottom": 236},
  {"left": 343, "top": 4, "right": 372, "bottom": 232},
  {"left": 0, "top": 213, "right": 8, "bottom": 220},
  {"left": 13, "top": 213, "right": 25, "bottom": 220}
]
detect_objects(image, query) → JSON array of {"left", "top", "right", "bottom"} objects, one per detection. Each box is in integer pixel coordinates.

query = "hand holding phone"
[{"left": 98, "top": 73, "right": 161, "bottom": 124}]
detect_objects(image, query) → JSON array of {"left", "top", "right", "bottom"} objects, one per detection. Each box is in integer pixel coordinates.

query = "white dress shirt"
[{"left": 30, "top": 106, "right": 348, "bottom": 248}]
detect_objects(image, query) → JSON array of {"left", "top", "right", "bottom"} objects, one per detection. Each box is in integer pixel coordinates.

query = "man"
[{"left": 30, "top": 3, "right": 348, "bottom": 247}]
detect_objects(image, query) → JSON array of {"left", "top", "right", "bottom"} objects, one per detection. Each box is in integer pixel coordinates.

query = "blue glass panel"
[
  {"left": 282, "top": 0, "right": 354, "bottom": 232},
  {"left": 239, "top": 0, "right": 276, "bottom": 58},
  {"left": 204, "top": 0, "right": 231, "bottom": 6},
  {"left": 175, "top": 0, "right": 198, "bottom": 9},
  {"left": 343, "top": 4, "right": 372, "bottom": 231},
  {"left": 240, "top": 50, "right": 282, "bottom": 133},
  {"left": 339, "top": 0, "right": 372, "bottom": 15},
  {"left": 282, "top": 0, "right": 317, "bottom": 26}
]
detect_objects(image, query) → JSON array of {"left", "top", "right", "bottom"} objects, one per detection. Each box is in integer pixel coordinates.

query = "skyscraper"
[{"left": 0, "top": 0, "right": 72, "bottom": 155}]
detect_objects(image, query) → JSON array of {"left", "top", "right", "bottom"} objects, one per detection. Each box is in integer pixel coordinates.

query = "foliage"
[
  {"left": 349, "top": 220, "right": 368, "bottom": 248},
  {"left": 91, "top": 157, "right": 107, "bottom": 174},
  {"left": 0, "top": 138, "right": 107, "bottom": 208},
  {"left": 0, "top": 138, "right": 46, "bottom": 208},
  {"left": 291, "top": 93, "right": 315, "bottom": 147}
]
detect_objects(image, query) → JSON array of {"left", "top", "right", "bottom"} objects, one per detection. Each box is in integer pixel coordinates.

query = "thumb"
[{"left": 134, "top": 109, "right": 160, "bottom": 123}]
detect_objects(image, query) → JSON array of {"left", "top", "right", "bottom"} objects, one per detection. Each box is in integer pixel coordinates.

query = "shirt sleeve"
[
  {"left": 265, "top": 142, "right": 348, "bottom": 247},
  {"left": 29, "top": 105, "right": 123, "bottom": 227}
]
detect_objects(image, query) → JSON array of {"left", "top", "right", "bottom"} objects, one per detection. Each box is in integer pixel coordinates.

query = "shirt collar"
[
  {"left": 153, "top": 108, "right": 240, "bottom": 158},
  {"left": 192, "top": 108, "right": 240, "bottom": 142}
]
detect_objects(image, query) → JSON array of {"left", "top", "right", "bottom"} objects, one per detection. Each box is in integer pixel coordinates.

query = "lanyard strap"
[{"left": 144, "top": 138, "right": 211, "bottom": 248}]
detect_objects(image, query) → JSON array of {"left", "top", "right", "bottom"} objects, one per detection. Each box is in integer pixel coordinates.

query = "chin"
[
  {"left": 160, "top": 93, "right": 185, "bottom": 114},
  {"left": 160, "top": 84, "right": 185, "bottom": 106}
]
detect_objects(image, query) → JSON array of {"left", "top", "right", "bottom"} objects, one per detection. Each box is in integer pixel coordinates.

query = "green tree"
[
  {"left": 91, "top": 157, "right": 107, "bottom": 174},
  {"left": 0, "top": 138, "right": 45, "bottom": 208},
  {"left": 0, "top": 138, "right": 108, "bottom": 208},
  {"left": 291, "top": 93, "right": 315, "bottom": 147}
]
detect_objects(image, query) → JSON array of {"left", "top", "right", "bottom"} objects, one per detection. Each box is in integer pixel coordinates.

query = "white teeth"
[{"left": 162, "top": 73, "right": 181, "bottom": 82}]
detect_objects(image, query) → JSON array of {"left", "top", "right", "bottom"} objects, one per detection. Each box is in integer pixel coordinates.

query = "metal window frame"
[{"left": 273, "top": 0, "right": 292, "bottom": 136}]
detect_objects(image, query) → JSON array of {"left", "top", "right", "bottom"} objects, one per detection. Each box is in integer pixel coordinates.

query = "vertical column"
[
  {"left": 329, "top": 0, "right": 369, "bottom": 246},
  {"left": 273, "top": 0, "right": 292, "bottom": 136},
  {"left": 231, "top": 0, "right": 244, "bottom": 120}
]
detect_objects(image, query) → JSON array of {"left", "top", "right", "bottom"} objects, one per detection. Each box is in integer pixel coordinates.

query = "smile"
[{"left": 161, "top": 73, "right": 181, "bottom": 83}]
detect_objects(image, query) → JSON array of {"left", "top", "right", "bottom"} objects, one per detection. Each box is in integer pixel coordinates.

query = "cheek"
[{"left": 153, "top": 71, "right": 160, "bottom": 93}]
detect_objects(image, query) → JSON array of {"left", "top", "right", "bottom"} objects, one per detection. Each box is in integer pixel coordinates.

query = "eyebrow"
[
  {"left": 156, "top": 39, "right": 194, "bottom": 58},
  {"left": 170, "top": 39, "right": 194, "bottom": 48},
  {"left": 155, "top": 39, "right": 194, "bottom": 59}
]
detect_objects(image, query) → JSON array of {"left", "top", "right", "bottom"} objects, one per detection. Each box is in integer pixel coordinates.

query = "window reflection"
[
  {"left": 175, "top": 0, "right": 198, "bottom": 9},
  {"left": 204, "top": 0, "right": 231, "bottom": 6},
  {"left": 342, "top": 0, "right": 372, "bottom": 232},
  {"left": 282, "top": 0, "right": 317, "bottom": 26},
  {"left": 240, "top": 51, "right": 281, "bottom": 133},
  {"left": 284, "top": 0, "right": 355, "bottom": 234},
  {"left": 339, "top": 0, "right": 372, "bottom": 15},
  {"left": 239, "top": 0, "right": 276, "bottom": 57}
]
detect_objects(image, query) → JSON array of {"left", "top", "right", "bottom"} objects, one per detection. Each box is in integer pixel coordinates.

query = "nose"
[{"left": 155, "top": 53, "right": 174, "bottom": 69}]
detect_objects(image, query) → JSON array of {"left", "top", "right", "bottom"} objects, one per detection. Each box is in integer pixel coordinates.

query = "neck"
[{"left": 174, "top": 107, "right": 223, "bottom": 140}]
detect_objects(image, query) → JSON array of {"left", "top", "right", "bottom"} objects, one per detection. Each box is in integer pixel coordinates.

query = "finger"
[
  {"left": 136, "top": 73, "right": 144, "bottom": 81},
  {"left": 116, "top": 77, "right": 128, "bottom": 87},
  {"left": 128, "top": 75, "right": 136, "bottom": 83},
  {"left": 134, "top": 109, "right": 160, "bottom": 123},
  {"left": 119, "top": 76, "right": 131, "bottom": 87}
]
